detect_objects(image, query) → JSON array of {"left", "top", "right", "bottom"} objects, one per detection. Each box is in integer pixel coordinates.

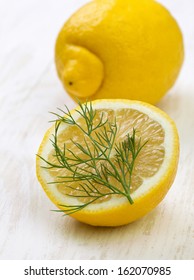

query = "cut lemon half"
[{"left": 36, "top": 100, "right": 179, "bottom": 227}]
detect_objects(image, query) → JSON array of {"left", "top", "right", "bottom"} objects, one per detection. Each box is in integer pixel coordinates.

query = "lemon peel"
[{"left": 55, "top": 0, "right": 184, "bottom": 104}]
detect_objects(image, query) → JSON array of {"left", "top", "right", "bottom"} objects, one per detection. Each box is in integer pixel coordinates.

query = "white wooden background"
[{"left": 0, "top": 0, "right": 193, "bottom": 260}]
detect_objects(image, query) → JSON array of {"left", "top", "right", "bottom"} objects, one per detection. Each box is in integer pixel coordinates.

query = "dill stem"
[{"left": 39, "top": 101, "right": 147, "bottom": 214}]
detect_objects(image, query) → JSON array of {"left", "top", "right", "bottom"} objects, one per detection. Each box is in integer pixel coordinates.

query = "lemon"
[
  {"left": 36, "top": 99, "right": 179, "bottom": 226},
  {"left": 55, "top": 0, "right": 184, "bottom": 104}
]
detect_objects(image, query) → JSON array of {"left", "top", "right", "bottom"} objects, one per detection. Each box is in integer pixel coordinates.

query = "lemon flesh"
[
  {"left": 55, "top": 0, "right": 184, "bottom": 104},
  {"left": 36, "top": 100, "right": 179, "bottom": 226},
  {"left": 49, "top": 109, "right": 165, "bottom": 203}
]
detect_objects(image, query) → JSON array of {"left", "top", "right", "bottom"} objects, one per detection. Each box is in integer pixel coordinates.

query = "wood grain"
[{"left": 0, "top": 0, "right": 193, "bottom": 260}]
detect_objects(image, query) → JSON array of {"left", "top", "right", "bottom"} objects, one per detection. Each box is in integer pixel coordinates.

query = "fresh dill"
[{"left": 38, "top": 101, "right": 147, "bottom": 215}]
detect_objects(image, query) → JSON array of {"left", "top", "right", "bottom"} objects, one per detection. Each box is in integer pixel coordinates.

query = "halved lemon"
[{"left": 36, "top": 100, "right": 179, "bottom": 226}]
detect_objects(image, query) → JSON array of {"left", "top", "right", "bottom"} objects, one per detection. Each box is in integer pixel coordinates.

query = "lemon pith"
[
  {"left": 36, "top": 100, "right": 179, "bottom": 226},
  {"left": 55, "top": 0, "right": 184, "bottom": 104}
]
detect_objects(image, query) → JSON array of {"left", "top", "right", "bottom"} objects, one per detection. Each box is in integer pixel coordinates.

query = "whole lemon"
[{"left": 55, "top": 0, "right": 184, "bottom": 104}]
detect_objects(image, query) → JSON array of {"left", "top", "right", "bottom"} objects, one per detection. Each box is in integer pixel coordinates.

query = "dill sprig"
[{"left": 38, "top": 101, "right": 147, "bottom": 215}]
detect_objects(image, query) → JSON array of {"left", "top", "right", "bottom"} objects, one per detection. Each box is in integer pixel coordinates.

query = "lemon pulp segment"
[{"left": 47, "top": 108, "right": 165, "bottom": 204}]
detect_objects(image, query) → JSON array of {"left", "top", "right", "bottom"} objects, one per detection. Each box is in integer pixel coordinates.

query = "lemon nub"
[{"left": 57, "top": 45, "right": 104, "bottom": 98}]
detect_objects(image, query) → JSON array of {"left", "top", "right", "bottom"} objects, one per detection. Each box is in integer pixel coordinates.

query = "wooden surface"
[{"left": 0, "top": 0, "right": 194, "bottom": 260}]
